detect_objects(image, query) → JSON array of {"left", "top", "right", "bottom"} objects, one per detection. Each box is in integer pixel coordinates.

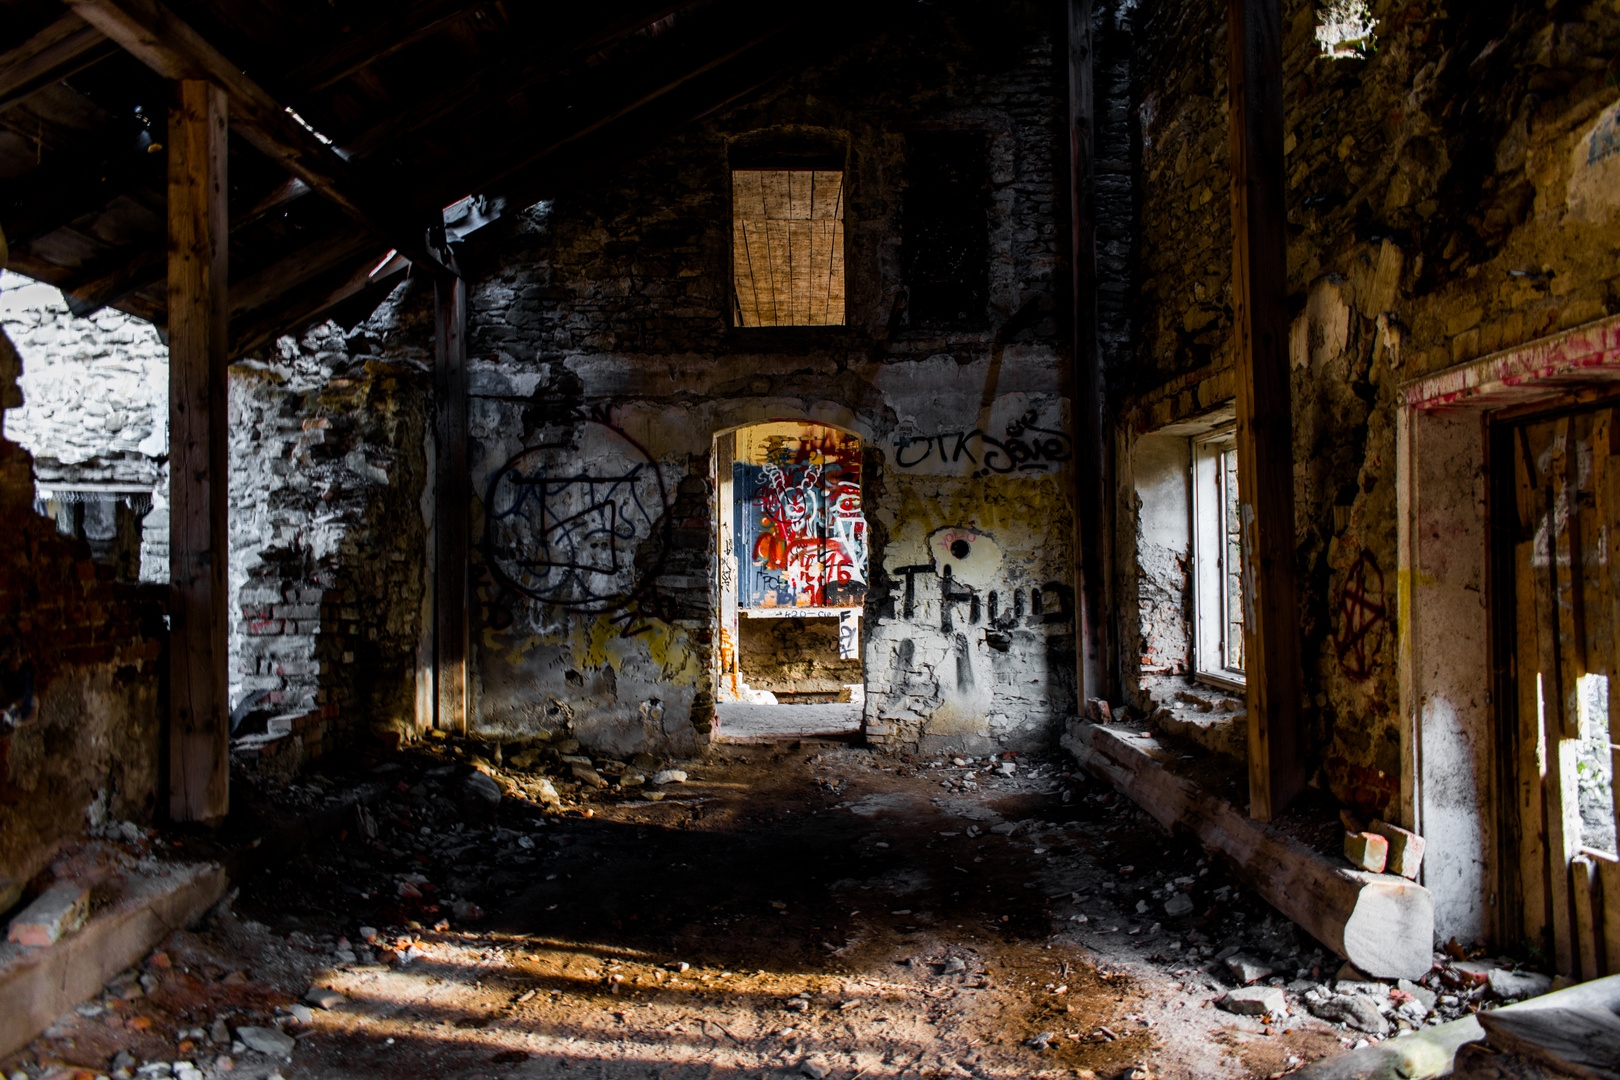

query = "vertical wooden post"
[
  {"left": 1068, "top": 0, "right": 1111, "bottom": 706},
  {"left": 433, "top": 272, "right": 468, "bottom": 734},
  {"left": 1227, "top": 0, "right": 1306, "bottom": 821},
  {"left": 167, "top": 79, "right": 229, "bottom": 822}
]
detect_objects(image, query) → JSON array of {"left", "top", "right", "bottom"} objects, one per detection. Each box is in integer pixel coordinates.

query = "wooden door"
[{"left": 1507, "top": 403, "right": 1620, "bottom": 978}]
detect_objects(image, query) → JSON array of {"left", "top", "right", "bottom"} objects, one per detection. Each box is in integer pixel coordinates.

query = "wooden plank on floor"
[
  {"left": 1225, "top": 0, "right": 1304, "bottom": 821},
  {"left": 433, "top": 273, "right": 468, "bottom": 735},
  {"left": 1063, "top": 721, "right": 1433, "bottom": 979},
  {"left": 166, "top": 78, "right": 230, "bottom": 824}
]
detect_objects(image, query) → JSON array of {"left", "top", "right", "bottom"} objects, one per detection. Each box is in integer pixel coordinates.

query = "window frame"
[{"left": 1191, "top": 426, "right": 1246, "bottom": 691}]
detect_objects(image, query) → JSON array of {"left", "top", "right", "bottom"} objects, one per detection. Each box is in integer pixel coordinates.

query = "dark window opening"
[{"left": 902, "top": 133, "right": 990, "bottom": 329}]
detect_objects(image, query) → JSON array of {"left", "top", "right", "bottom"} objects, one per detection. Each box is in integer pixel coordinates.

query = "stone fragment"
[
  {"left": 235, "top": 1026, "right": 296, "bottom": 1057},
  {"left": 1309, "top": 994, "right": 1391, "bottom": 1036},
  {"left": 1220, "top": 986, "right": 1286, "bottom": 1016},
  {"left": 801, "top": 1059, "right": 829, "bottom": 1079},
  {"left": 461, "top": 771, "right": 502, "bottom": 806},
  {"left": 571, "top": 762, "right": 607, "bottom": 788},
  {"left": 508, "top": 749, "right": 542, "bottom": 770},
  {"left": 989, "top": 822, "right": 1019, "bottom": 836},
  {"left": 553, "top": 739, "right": 581, "bottom": 753},
  {"left": 1486, "top": 968, "right": 1551, "bottom": 1001},
  {"left": 1225, "top": 954, "right": 1275, "bottom": 985},
  {"left": 1369, "top": 820, "right": 1426, "bottom": 879},
  {"left": 532, "top": 778, "right": 561, "bottom": 806},
  {"left": 1396, "top": 978, "right": 1437, "bottom": 1012},
  {"left": 288, "top": 1003, "right": 314, "bottom": 1024},
  {"left": 7, "top": 882, "right": 89, "bottom": 946},
  {"left": 651, "top": 769, "right": 687, "bottom": 785},
  {"left": 1343, "top": 831, "right": 1389, "bottom": 873},
  {"left": 304, "top": 987, "right": 344, "bottom": 1010},
  {"left": 630, "top": 752, "right": 659, "bottom": 771},
  {"left": 1025, "top": 1031, "right": 1055, "bottom": 1049},
  {"left": 1164, "top": 893, "right": 1194, "bottom": 917},
  {"left": 642, "top": 791, "right": 665, "bottom": 801},
  {"left": 451, "top": 899, "right": 485, "bottom": 921}
]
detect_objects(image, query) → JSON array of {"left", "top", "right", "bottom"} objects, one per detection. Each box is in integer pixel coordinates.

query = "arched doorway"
[{"left": 713, "top": 421, "right": 867, "bottom": 743}]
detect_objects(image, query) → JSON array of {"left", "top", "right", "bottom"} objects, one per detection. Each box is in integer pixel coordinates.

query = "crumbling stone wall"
[
  {"left": 467, "top": 2, "right": 1077, "bottom": 756},
  {"left": 1125, "top": 0, "right": 1620, "bottom": 816},
  {"left": 0, "top": 323, "right": 164, "bottom": 891},
  {"left": 230, "top": 301, "right": 433, "bottom": 769}
]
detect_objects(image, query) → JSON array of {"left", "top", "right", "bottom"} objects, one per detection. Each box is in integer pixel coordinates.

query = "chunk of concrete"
[
  {"left": 1221, "top": 986, "right": 1286, "bottom": 1016},
  {"left": 1487, "top": 968, "right": 1552, "bottom": 1002},
  {"left": 6, "top": 883, "right": 89, "bottom": 946},
  {"left": 1369, "top": 820, "right": 1426, "bottom": 880},
  {"left": 1344, "top": 831, "right": 1389, "bottom": 874},
  {"left": 235, "top": 1026, "right": 295, "bottom": 1057},
  {"left": 1310, "top": 994, "right": 1392, "bottom": 1036},
  {"left": 1225, "top": 954, "right": 1275, "bottom": 985}
]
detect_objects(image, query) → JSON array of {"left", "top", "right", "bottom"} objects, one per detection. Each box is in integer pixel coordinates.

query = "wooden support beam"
[
  {"left": 0, "top": 12, "right": 119, "bottom": 113},
  {"left": 433, "top": 273, "right": 468, "bottom": 734},
  {"left": 1067, "top": 0, "right": 1111, "bottom": 707},
  {"left": 62, "top": 0, "right": 452, "bottom": 276},
  {"left": 166, "top": 78, "right": 229, "bottom": 824},
  {"left": 1226, "top": 0, "right": 1306, "bottom": 822},
  {"left": 1065, "top": 721, "right": 1433, "bottom": 979}
]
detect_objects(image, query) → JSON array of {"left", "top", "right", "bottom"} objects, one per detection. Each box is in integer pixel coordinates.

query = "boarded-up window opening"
[
  {"left": 902, "top": 132, "right": 989, "bottom": 328},
  {"left": 732, "top": 170, "right": 845, "bottom": 327}
]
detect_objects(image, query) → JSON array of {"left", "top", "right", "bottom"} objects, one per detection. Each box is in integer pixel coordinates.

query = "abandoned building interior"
[{"left": 1, "top": 0, "right": 1619, "bottom": 1077}]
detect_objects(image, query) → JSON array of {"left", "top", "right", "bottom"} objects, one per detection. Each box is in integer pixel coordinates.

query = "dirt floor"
[{"left": 4, "top": 741, "right": 1399, "bottom": 1080}]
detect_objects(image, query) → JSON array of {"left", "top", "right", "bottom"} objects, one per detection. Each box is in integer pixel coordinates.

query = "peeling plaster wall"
[
  {"left": 465, "top": 3, "right": 1076, "bottom": 757},
  {"left": 1127, "top": 0, "right": 1620, "bottom": 836}
]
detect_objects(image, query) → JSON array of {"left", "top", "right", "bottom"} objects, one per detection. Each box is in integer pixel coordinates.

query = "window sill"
[{"left": 1194, "top": 671, "right": 1247, "bottom": 695}]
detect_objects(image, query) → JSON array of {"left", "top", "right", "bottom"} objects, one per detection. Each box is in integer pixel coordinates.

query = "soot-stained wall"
[
  {"left": 467, "top": 2, "right": 1077, "bottom": 756},
  {"left": 1126, "top": 0, "right": 1620, "bottom": 817}
]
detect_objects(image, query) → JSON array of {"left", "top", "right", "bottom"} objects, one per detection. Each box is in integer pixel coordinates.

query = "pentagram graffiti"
[
  {"left": 485, "top": 414, "right": 674, "bottom": 622},
  {"left": 1335, "top": 549, "right": 1386, "bottom": 682}
]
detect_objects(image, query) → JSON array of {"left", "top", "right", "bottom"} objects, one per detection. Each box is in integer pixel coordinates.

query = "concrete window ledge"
[
  {"left": 0, "top": 860, "right": 228, "bottom": 1059},
  {"left": 1062, "top": 719, "right": 1434, "bottom": 981}
]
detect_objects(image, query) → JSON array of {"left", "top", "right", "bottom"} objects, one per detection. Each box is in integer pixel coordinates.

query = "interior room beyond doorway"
[{"left": 714, "top": 421, "right": 867, "bottom": 743}]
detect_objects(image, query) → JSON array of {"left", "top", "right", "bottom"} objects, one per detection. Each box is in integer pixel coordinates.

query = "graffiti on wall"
[
  {"left": 735, "top": 426, "right": 867, "bottom": 608},
  {"left": 892, "top": 409, "right": 1071, "bottom": 476},
  {"left": 485, "top": 409, "right": 675, "bottom": 635},
  {"left": 1334, "top": 549, "right": 1386, "bottom": 681}
]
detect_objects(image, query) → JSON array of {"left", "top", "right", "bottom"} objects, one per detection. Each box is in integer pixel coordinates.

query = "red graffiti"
[{"left": 1335, "top": 550, "right": 1386, "bottom": 682}]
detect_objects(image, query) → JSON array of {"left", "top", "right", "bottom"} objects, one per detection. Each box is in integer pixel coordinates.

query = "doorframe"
[
  {"left": 1398, "top": 312, "right": 1620, "bottom": 953},
  {"left": 709, "top": 418, "right": 872, "bottom": 712}
]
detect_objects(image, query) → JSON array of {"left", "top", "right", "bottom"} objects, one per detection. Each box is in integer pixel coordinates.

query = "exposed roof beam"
[
  {"left": 279, "top": 0, "right": 491, "bottom": 96},
  {"left": 0, "top": 148, "right": 162, "bottom": 247},
  {"left": 227, "top": 223, "right": 377, "bottom": 315},
  {"left": 338, "top": 0, "right": 690, "bottom": 161},
  {"left": 0, "top": 12, "right": 120, "bottom": 114},
  {"left": 440, "top": 10, "right": 799, "bottom": 210},
  {"left": 61, "top": 0, "right": 453, "bottom": 276},
  {"left": 63, "top": 246, "right": 165, "bottom": 316}
]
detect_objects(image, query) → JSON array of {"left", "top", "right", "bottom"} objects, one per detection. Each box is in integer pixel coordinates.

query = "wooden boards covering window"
[{"left": 731, "top": 170, "right": 844, "bottom": 327}]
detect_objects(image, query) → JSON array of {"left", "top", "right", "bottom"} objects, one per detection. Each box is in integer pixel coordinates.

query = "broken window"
[
  {"left": 1315, "top": 0, "right": 1376, "bottom": 59},
  {"left": 1193, "top": 428, "right": 1244, "bottom": 687},
  {"left": 731, "top": 170, "right": 845, "bottom": 326},
  {"left": 902, "top": 132, "right": 990, "bottom": 328}
]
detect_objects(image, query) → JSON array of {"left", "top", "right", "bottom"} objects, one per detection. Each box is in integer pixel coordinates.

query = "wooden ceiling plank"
[
  {"left": 0, "top": 12, "right": 120, "bottom": 115},
  {"left": 337, "top": 0, "right": 690, "bottom": 161},
  {"left": 281, "top": 0, "right": 491, "bottom": 95},
  {"left": 61, "top": 0, "right": 452, "bottom": 275},
  {"left": 227, "top": 222, "right": 376, "bottom": 314}
]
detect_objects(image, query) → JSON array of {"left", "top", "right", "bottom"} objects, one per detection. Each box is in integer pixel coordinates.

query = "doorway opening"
[
  {"left": 713, "top": 421, "right": 867, "bottom": 743},
  {"left": 1495, "top": 397, "right": 1620, "bottom": 979}
]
